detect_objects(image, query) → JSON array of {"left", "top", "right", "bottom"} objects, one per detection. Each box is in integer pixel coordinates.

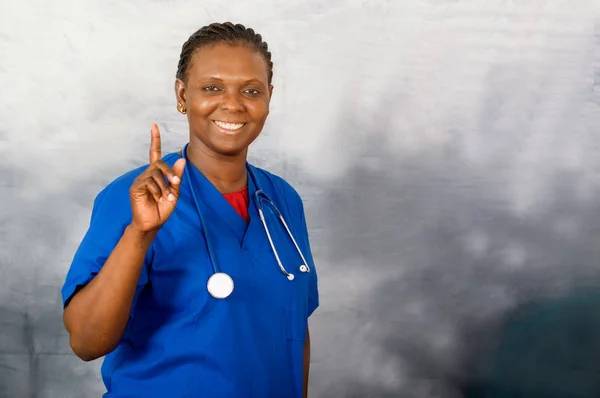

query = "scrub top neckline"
[
  {"left": 222, "top": 186, "right": 249, "bottom": 196},
  {"left": 177, "top": 148, "right": 260, "bottom": 248}
]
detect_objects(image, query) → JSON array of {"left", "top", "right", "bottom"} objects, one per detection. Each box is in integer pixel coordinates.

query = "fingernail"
[
  {"left": 172, "top": 176, "right": 180, "bottom": 184},
  {"left": 168, "top": 193, "right": 175, "bottom": 201},
  {"left": 159, "top": 197, "right": 164, "bottom": 202}
]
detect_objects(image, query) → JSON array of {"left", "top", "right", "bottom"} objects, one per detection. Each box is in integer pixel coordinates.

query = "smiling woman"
[{"left": 60, "top": 22, "right": 318, "bottom": 398}]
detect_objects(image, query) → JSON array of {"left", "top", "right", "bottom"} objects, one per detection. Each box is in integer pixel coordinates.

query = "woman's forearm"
[
  {"left": 304, "top": 327, "right": 311, "bottom": 398},
  {"left": 63, "top": 224, "right": 156, "bottom": 361}
]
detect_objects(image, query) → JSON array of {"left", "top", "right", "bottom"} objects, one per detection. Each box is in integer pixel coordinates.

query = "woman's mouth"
[{"left": 213, "top": 120, "right": 246, "bottom": 131}]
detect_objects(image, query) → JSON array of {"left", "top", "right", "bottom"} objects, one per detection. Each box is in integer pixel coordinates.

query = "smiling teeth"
[{"left": 214, "top": 121, "right": 245, "bottom": 130}]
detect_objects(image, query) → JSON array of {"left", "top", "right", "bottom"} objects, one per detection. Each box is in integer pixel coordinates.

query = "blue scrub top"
[{"left": 61, "top": 149, "right": 319, "bottom": 398}]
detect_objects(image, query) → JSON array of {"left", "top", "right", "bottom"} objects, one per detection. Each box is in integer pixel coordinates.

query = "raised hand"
[{"left": 129, "top": 124, "right": 186, "bottom": 232}]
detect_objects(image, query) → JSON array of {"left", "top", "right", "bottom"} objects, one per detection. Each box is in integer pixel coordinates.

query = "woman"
[{"left": 62, "top": 22, "right": 319, "bottom": 398}]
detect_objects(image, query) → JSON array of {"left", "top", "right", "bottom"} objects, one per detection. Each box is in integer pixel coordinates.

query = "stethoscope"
[{"left": 182, "top": 144, "right": 311, "bottom": 299}]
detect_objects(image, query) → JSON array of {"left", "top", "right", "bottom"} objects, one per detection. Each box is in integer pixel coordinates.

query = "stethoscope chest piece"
[{"left": 207, "top": 272, "right": 234, "bottom": 299}]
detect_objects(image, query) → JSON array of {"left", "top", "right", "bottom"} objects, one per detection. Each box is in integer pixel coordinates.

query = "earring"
[{"left": 177, "top": 102, "right": 187, "bottom": 115}]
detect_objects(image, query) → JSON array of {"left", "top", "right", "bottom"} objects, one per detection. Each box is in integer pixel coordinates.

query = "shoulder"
[
  {"left": 248, "top": 164, "right": 304, "bottom": 211},
  {"left": 93, "top": 151, "right": 181, "bottom": 209}
]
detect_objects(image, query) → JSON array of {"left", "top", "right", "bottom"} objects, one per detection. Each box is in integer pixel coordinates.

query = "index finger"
[{"left": 149, "top": 123, "right": 162, "bottom": 163}]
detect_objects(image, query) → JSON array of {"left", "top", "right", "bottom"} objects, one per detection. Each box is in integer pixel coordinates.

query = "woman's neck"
[{"left": 184, "top": 139, "right": 248, "bottom": 194}]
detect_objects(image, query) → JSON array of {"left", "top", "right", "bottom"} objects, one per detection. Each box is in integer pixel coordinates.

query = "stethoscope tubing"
[{"left": 182, "top": 143, "right": 311, "bottom": 282}]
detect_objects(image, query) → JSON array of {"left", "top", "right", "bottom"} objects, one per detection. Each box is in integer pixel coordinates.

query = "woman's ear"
[{"left": 175, "top": 79, "right": 186, "bottom": 108}]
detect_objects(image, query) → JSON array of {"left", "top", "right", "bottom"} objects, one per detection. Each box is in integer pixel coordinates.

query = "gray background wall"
[{"left": 1, "top": 1, "right": 599, "bottom": 397}]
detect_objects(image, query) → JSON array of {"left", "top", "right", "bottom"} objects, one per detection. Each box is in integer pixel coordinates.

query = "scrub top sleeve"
[
  {"left": 61, "top": 180, "right": 151, "bottom": 315},
  {"left": 296, "top": 197, "right": 319, "bottom": 318}
]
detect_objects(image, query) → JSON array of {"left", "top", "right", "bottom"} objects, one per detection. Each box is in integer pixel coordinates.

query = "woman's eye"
[
  {"left": 203, "top": 86, "right": 220, "bottom": 92},
  {"left": 245, "top": 89, "right": 260, "bottom": 95}
]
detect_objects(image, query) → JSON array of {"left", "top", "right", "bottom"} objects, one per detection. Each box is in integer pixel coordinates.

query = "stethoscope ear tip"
[
  {"left": 287, "top": 274, "right": 295, "bottom": 281},
  {"left": 299, "top": 265, "right": 309, "bottom": 273}
]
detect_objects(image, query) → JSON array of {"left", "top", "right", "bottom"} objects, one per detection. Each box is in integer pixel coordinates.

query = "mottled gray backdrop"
[{"left": 1, "top": 1, "right": 600, "bottom": 397}]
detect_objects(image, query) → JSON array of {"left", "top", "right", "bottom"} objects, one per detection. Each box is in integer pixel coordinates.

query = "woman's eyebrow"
[
  {"left": 242, "top": 78, "right": 265, "bottom": 85},
  {"left": 199, "top": 76, "right": 266, "bottom": 85}
]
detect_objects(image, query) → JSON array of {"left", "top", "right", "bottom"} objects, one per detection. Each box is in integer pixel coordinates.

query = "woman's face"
[{"left": 175, "top": 43, "right": 273, "bottom": 157}]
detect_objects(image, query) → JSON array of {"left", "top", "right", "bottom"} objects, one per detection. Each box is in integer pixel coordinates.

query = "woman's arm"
[
  {"left": 64, "top": 125, "right": 186, "bottom": 362},
  {"left": 303, "top": 327, "right": 311, "bottom": 398},
  {"left": 63, "top": 225, "right": 156, "bottom": 361}
]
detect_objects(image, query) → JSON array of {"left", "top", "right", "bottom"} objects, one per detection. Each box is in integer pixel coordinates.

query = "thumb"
[{"left": 170, "top": 158, "right": 186, "bottom": 195}]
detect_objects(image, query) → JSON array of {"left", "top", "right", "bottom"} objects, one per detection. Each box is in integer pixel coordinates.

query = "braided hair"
[{"left": 176, "top": 22, "right": 273, "bottom": 84}]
